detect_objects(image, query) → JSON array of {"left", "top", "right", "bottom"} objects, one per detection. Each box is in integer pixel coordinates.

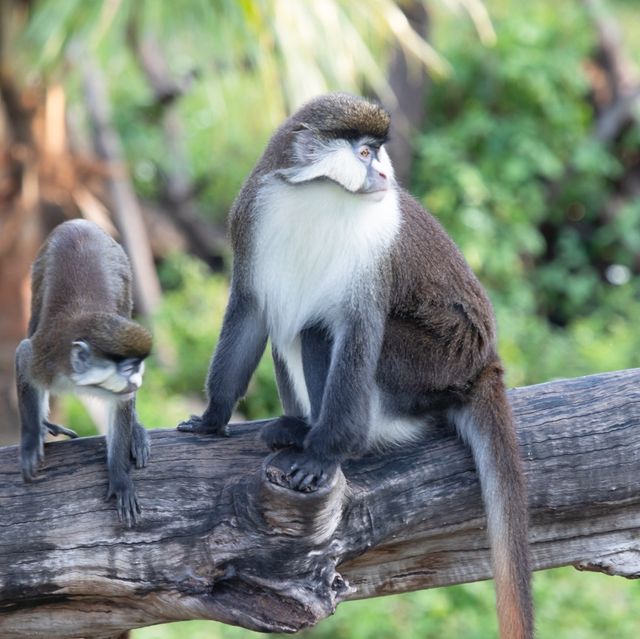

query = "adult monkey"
[{"left": 178, "top": 93, "right": 532, "bottom": 638}]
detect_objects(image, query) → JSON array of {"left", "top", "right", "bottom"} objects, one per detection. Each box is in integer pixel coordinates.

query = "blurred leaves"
[
  {"left": 11, "top": 0, "right": 640, "bottom": 637},
  {"left": 415, "top": 0, "right": 640, "bottom": 385}
]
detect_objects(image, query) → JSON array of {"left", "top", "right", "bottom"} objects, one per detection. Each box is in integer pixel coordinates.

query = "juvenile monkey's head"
[
  {"left": 276, "top": 93, "right": 395, "bottom": 201},
  {"left": 67, "top": 314, "right": 152, "bottom": 399}
]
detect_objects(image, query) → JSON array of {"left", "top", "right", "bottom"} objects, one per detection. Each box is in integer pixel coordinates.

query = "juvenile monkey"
[
  {"left": 16, "top": 219, "right": 152, "bottom": 526},
  {"left": 178, "top": 93, "right": 532, "bottom": 638}
]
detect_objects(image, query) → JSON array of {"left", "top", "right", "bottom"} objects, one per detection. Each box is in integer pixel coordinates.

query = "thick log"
[{"left": 1, "top": 369, "right": 639, "bottom": 638}]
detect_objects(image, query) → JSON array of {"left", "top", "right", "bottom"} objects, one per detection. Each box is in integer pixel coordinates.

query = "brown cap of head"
[
  {"left": 73, "top": 313, "right": 152, "bottom": 360},
  {"left": 292, "top": 93, "right": 390, "bottom": 141}
]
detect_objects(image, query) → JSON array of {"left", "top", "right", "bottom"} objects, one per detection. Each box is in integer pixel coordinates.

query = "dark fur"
[
  {"left": 178, "top": 93, "right": 532, "bottom": 638},
  {"left": 16, "top": 220, "right": 151, "bottom": 526}
]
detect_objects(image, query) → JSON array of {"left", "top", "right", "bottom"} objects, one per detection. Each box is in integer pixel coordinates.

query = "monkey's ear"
[{"left": 70, "top": 341, "right": 92, "bottom": 374}]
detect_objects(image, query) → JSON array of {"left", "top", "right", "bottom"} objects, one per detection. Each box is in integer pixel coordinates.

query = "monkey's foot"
[
  {"left": 281, "top": 452, "right": 339, "bottom": 493},
  {"left": 43, "top": 420, "right": 79, "bottom": 439},
  {"left": 176, "top": 413, "right": 230, "bottom": 436},
  {"left": 107, "top": 477, "right": 141, "bottom": 528},
  {"left": 261, "top": 416, "right": 310, "bottom": 451},
  {"left": 131, "top": 423, "right": 151, "bottom": 468}
]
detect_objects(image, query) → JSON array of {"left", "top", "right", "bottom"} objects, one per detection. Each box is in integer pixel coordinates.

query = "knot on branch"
[{"left": 259, "top": 447, "right": 347, "bottom": 545}]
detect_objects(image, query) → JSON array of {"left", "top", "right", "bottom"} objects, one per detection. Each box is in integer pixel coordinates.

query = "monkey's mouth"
[{"left": 88, "top": 382, "right": 140, "bottom": 397}]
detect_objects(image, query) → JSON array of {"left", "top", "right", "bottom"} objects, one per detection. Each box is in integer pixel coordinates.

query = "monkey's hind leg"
[
  {"left": 106, "top": 399, "right": 141, "bottom": 527},
  {"left": 16, "top": 339, "right": 46, "bottom": 481}
]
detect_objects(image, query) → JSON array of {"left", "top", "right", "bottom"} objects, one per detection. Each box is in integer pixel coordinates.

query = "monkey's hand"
[
  {"left": 43, "top": 420, "right": 79, "bottom": 439},
  {"left": 176, "top": 404, "right": 231, "bottom": 436},
  {"left": 131, "top": 423, "right": 151, "bottom": 469},
  {"left": 106, "top": 476, "right": 141, "bottom": 528},
  {"left": 261, "top": 415, "right": 310, "bottom": 450},
  {"left": 20, "top": 429, "right": 45, "bottom": 482},
  {"left": 284, "top": 452, "right": 339, "bottom": 493}
]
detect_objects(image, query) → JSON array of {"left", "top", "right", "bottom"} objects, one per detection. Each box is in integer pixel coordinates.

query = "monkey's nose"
[{"left": 118, "top": 357, "right": 141, "bottom": 376}]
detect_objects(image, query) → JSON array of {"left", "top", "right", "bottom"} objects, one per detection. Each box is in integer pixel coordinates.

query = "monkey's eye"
[{"left": 358, "top": 146, "right": 371, "bottom": 159}]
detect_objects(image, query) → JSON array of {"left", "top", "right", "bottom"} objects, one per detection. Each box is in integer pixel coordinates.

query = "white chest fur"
[{"left": 252, "top": 179, "right": 400, "bottom": 348}]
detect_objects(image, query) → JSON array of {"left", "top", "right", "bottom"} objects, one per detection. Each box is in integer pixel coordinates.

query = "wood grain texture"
[{"left": 1, "top": 369, "right": 639, "bottom": 638}]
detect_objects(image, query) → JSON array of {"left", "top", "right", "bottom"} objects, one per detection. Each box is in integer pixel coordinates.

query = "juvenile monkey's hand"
[
  {"left": 44, "top": 420, "right": 79, "bottom": 439},
  {"left": 20, "top": 429, "right": 45, "bottom": 482},
  {"left": 177, "top": 403, "right": 231, "bottom": 436},
  {"left": 131, "top": 423, "right": 151, "bottom": 468}
]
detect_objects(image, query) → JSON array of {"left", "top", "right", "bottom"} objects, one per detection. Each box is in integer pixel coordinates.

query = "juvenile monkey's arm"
[
  {"left": 15, "top": 339, "right": 44, "bottom": 481},
  {"left": 106, "top": 399, "right": 138, "bottom": 527}
]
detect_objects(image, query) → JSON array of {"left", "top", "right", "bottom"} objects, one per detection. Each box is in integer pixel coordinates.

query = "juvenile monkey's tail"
[{"left": 451, "top": 362, "right": 533, "bottom": 639}]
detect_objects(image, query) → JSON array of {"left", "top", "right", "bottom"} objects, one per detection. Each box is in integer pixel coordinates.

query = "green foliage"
[
  {"left": 18, "top": 1, "right": 640, "bottom": 637},
  {"left": 416, "top": 0, "right": 640, "bottom": 386}
]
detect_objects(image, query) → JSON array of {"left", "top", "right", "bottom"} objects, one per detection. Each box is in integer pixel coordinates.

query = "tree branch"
[{"left": 1, "top": 369, "right": 640, "bottom": 637}]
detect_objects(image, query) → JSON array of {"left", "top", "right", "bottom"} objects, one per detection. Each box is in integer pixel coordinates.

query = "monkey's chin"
[
  {"left": 113, "top": 391, "right": 135, "bottom": 401},
  {"left": 360, "top": 188, "right": 388, "bottom": 203}
]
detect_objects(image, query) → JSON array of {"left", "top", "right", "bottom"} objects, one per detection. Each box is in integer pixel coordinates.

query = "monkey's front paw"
[
  {"left": 106, "top": 477, "right": 141, "bottom": 528},
  {"left": 261, "top": 416, "right": 310, "bottom": 450},
  {"left": 20, "top": 435, "right": 45, "bottom": 482},
  {"left": 285, "top": 453, "right": 339, "bottom": 493},
  {"left": 177, "top": 412, "right": 230, "bottom": 436},
  {"left": 43, "top": 420, "right": 79, "bottom": 439},
  {"left": 131, "top": 423, "right": 151, "bottom": 469}
]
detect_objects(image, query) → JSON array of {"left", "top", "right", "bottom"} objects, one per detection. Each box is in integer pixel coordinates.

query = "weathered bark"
[{"left": 1, "top": 369, "right": 639, "bottom": 638}]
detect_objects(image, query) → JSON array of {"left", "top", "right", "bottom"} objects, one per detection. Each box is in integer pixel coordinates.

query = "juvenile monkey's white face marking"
[
  {"left": 69, "top": 343, "right": 145, "bottom": 397},
  {"left": 70, "top": 359, "right": 119, "bottom": 388},
  {"left": 128, "top": 361, "right": 145, "bottom": 390}
]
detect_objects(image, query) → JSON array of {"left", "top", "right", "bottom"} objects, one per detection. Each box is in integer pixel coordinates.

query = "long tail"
[{"left": 451, "top": 362, "right": 533, "bottom": 639}]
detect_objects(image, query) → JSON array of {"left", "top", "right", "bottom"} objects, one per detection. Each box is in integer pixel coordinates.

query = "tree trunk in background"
[
  {"left": 80, "top": 54, "right": 162, "bottom": 319},
  {"left": 0, "top": 210, "right": 41, "bottom": 446},
  {"left": 384, "top": 0, "right": 430, "bottom": 188},
  {"left": 0, "top": 2, "right": 43, "bottom": 443},
  {"left": 126, "top": 21, "right": 227, "bottom": 271}
]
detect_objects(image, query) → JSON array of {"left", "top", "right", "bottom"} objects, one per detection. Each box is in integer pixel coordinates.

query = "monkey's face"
[
  {"left": 69, "top": 340, "right": 146, "bottom": 398},
  {"left": 279, "top": 129, "right": 394, "bottom": 201}
]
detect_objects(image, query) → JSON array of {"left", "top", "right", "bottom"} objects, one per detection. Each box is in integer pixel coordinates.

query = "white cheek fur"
[
  {"left": 285, "top": 140, "right": 367, "bottom": 192},
  {"left": 69, "top": 360, "right": 145, "bottom": 395},
  {"left": 71, "top": 363, "right": 117, "bottom": 387}
]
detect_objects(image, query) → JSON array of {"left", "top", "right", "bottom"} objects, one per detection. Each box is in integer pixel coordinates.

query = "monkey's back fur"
[{"left": 28, "top": 220, "right": 151, "bottom": 386}]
